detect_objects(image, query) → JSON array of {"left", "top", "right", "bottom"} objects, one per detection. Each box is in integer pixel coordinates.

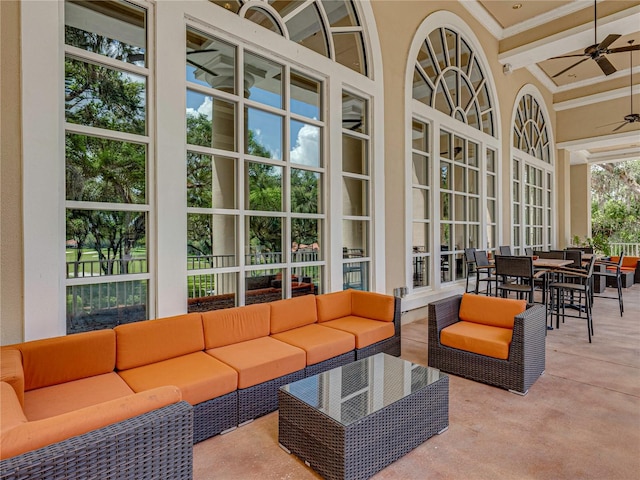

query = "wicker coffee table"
[{"left": 278, "top": 353, "right": 449, "bottom": 480}]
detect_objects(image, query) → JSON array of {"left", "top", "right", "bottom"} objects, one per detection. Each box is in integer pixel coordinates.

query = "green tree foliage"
[{"left": 591, "top": 159, "right": 640, "bottom": 252}]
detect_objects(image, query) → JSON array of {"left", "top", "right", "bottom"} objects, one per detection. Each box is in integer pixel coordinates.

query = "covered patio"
[{"left": 192, "top": 283, "right": 640, "bottom": 479}]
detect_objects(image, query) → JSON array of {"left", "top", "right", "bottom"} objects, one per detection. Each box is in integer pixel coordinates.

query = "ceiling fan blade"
[
  {"left": 612, "top": 121, "right": 629, "bottom": 132},
  {"left": 548, "top": 54, "right": 587, "bottom": 60},
  {"left": 608, "top": 45, "right": 640, "bottom": 54},
  {"left": 596, "top": 55, "right": 616, "bottom": 76},
  {"left": 597, "top": 34, "right": 621, "bottom": 51},
  {"left": 552, "top": 57, "right": 589, "bottom": 78}
]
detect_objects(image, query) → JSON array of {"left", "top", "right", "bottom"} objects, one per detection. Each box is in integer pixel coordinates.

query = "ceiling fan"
[
  {"left": 612, "top": 40, "right": 639, "bottom": 132},
  {"left": 549, "top": 1, "right": 640, "bottom": 78}
]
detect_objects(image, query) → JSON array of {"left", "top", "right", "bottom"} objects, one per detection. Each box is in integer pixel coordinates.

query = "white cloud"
[
  {"left": 186, "top": 96, "right": 212, "bottom": 120},
  {"left": 290, "top": 124, "right": 319, "bottom": 167}
]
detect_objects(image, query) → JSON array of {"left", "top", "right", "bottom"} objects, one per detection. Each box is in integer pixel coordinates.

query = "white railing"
[{"left": 609, "top": 243, "right": 640, "bottom": 257}]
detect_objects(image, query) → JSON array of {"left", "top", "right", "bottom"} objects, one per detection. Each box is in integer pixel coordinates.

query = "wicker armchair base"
[
  {"left": 238, "top": 370, "right": 306, "bottom": 424},
  {"left": 428, "top": 295, "right": 546, "bottom": 395},
  {"left": 0, "top": 401, "right": 193, "bottom": 480},
  {"left": 193, "top": 391, "right": 238, "bottom": 443}
]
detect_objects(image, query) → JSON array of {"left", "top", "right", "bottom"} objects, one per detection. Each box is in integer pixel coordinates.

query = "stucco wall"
[
  {"left": 570, "top": 163, "right": 592, "bottom": 241},
  {"left": 1, "top": 0, "right": 24, "bottom": 345}
]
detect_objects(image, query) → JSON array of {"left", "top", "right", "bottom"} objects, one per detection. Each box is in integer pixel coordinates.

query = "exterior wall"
[
  {"left": 570, "top": 163, "right": 592, "bottom": 241},
  {"left": 1, "top": 0, "right": 24, "bottom": 345}
]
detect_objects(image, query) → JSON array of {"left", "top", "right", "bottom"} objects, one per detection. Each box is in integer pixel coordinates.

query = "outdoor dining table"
[{"left": 533, "top": 258, "right": 573, "bottom": 268}]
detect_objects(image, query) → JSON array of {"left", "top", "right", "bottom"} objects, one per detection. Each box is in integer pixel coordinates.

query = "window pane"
[
  {"left": 440, "top": 224, "right": 451, "bottom": 250},
  {"left": 187, "top": 92, "right": 236, "bottom": 151},
  {"left": 246, "top": 269, "right": 283, "bottom": 304},
  {"left": 412, "top": 222, "right": 429, "bottom": 251},
  {"left": 291, "top": 71, "right": 321, "bottom": 120},
  {"left": 291, "top": 169, "right": 321, "bottom": 214},
  {"left": 66, "top": 133, "right": 146, "bottom": 204},
  {"left": 413, "top": 153, "right": 429, "bottom": 186},
  {"left": 286, "top": 3, "right": 328, "bottom": 57},
  {"left": 247, "top": 216, "right": 282, "bottom": 261},
  {"left": 65, "top": 0, "right": 146, "bottom": 67},
  {"left": 469, "top": 197, "right": 479, "bottom": 222},
  {"left": 413, "top": 68, "right": 433, "bottom": 106},
  {"left": 245, "top": 7, "right": 282, "bottom": 35},
  {"left": 290, "top": 120, "right": 320, "bottom": 167},
  {"left": 486, "top": 200, "right": 495, "bottom": 224},
  {"left": 188, "top": 272, "right": 237, "bottom": 311},
  {"left": 245, "top": 108, "right": 282, "bottom": 160},
  {"left": 65, "top": 58, "right": 146, "bottom": 135},
  {"left": 187, "top": 213, "right": 237, "bottom": 268},
  {"left": 440, "top": 162, "right": 450, "bottom": 189},
  {"left": 342, "top": 178, "right": 368, "bottom": 216},
  {"left": 244, "top": 52, "right": 283, "bottom": 108},
  {"left": 67, "top": 281, "right": 147, "bottom": 334},
  {"left": 291, "top": 218, "right": 321, "bottom": 261},
  {"left": 342, "top": 220, "right": 368, "bottom": 256},
  {"left": 342, "top": 135, "right": 367, "bottom": 174},
  {"left": 413, "top": 256, "right": 429, "bottom": 288},
  {"left": 293, "top": 265, "right": 322, "bottom": 295},
  {"left": 454, "top": 194, "right": 466, "bottom": 221},
  {"left": 66, "top": 210, "right": 147, "bottom": 278},
  {"left": 468, "top": 169, "right": 478, "bottom": 195},
  {"left": 440, "top": 131, "right": 452, "bottom": 158},
  {"left": 487, "top": 149, "right": 496, "bottom": 172},
  {"left": 246, "top": 162, "right": 282, "bottom": 211},
  {"left": 412, "top": 189, "right": 429, "bottom": 219},
  {"left": 342, "top": 92, "right": 367, "bottom": 133},
  {"left": 186, "top": 30, "right": 236, "bottom": 93},
  {"left": 440, "top": 192, "right": 451, "bottom": 220},
  {"left": 412, "top": 120, "right": 428, "bottom": 152},
  {"left": 191, "top": 154, "right": 235, "bottom": 209},
  {"left": 343, "top": 261, "right": 368, "bottom": 291},
  {"left": 323, "top": 0, "right": 358, "bottom": 27},
  {"left": 454, "top": 164, "right": 465, "bottom": 192},
  {"left": 333, "top": 32, "right": 366, "bottom": 75}
]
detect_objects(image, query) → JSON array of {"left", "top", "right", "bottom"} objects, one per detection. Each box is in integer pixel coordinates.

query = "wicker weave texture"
[
  {"left": 193, "top": 391, "right": 238, "bottom": 443},
  {"left": 0, "top": 401, "right": 193, "bottom": 480},
  {"left": 278, "top": 371, "right": 448, "bottom": 480},
  {"left": 305, "top": 351, "right": 355, "bottom": 377},
  {"left": 428, "top": 295, "right": 546, "bottom": 394},
  {"left": 238, "top": 370, "right": 305, "bottom": 424}
]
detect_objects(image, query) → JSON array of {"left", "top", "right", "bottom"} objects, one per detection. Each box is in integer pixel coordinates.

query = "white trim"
[
  {"left": 22, "top": 0, "right": 66, "bottom": 340},
  {"left": 554, "top": 84, "right": 640, "bottom": 111},
  {"left": 554, "top": 66, "right": 640, "bottom": 94},
  {"left": 501, "top": 1, "right": 595, "bottom": 38},
  {"left": 457, "top": 0, "right": 503, "bottom": 39},
  {"left": 525, "top": 63, "right": 559, "bottom": 93}
]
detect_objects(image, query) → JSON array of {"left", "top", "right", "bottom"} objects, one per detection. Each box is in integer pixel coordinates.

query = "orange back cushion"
[
  {"left": 270, "top": 295, "right": 318, "bottom": 334},
  {"left": 115, "top": 313, "right": 204, "bottom": 370},
  {"left": 316, "top": 290, "right": 352, "bottom": 322},
  {"left": 622, "top": 256, "right": 639, "bottom": 268},
  {"left": 352, "top": 290, "right": 395, "bottom": 322},
  {"left": 18, "top": 330, "right": 116, "bottom": 391},
  {"left": 202, "top": 304, "right": 270, "bottom": 349},
  {"left": 458, "top": 293, "right": 526, "bottom": 329}
]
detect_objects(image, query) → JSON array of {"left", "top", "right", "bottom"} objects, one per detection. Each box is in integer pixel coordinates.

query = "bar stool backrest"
[
  {"left": 538, "top": 250, "right": 564, "bottom": 260},
  {"left": 563, "top": 249, "right": 582, "bottom": 268},
  {"left": 494, "top": 255, "right": 533, "bottom": 279},
  {"left": 498, "top": 245, "right": 512, "bottom": 256},
  {"left": 474, "top": 250, "right": 491, "bottom": 267}
]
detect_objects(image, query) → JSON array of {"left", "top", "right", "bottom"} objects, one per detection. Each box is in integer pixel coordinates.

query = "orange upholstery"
[
  {"left": 321, "top": 316, "right": 394, "bottom": 349},
  {"left": 1, "top": 382, "right": 27, "bottom": 437},
  {"left": 458, "top": 293, "right": 526, "bottom": 329},
  {"left": 316, "top": 290, "right": 352, "bottom": 322},
  {"left": 117, "top": 352, "right": 237, "bottom": 405},
  {"left": 440, "top": 321, "right": 513, "bottom": 360},
  {"left": 352, "top": 290, "right": 395, "bottom": 322},
  {"left": 23, "top": 372, "right": 134, "bottom": 421},
  {"left": 269, "top": 295, "right": 318, "bottom": 334},
  {"left": 609, "top": 256, "right": 639, "bottom": 269},
  {"left": 115, "top": 313, "right": 204, "bottom": 370},
  {"left": 0, "top": 385, "right": 181, "bottom": 461},
  {"left": 1, "top": 348, "right": 24, "bottom": 406},
  {"left": 202, "top": 304, "right": 270, "bottom": 349},
  {"left": 272, "top": 324, "right": 355, "bottom": 365},
  {"left": 13, "top": 330, "right": 116, "bottom": 392},
  {"left": 207, "top": 337, "right": 305, "bottom": 389}
]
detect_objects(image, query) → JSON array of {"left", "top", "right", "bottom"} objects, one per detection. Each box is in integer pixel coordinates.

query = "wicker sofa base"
[
  {"left": 356, "top": 335, "right": 401, "bottom": 359},
  {"left": 0, "top": 401, "right": 193, "bottom": 480},
  {"left": 428, "top": 295, "right": 546, "bottom": 395},
  {"left": 193, "top": 391, "right": 238, "bottom": 443},
  {"left": 304, "top": 351, "right": 356, "bottom": 377},
  {"left": 238, "top": 370, "right": 306, "bottom": 424}
]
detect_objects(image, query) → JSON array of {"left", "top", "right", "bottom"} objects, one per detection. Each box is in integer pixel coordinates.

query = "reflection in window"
[
  {"left": 245, "top": 108, "right": 283, "bottom": 160},
  {"left": 291, "top": 71, "right": 321, "bottom": 119},
  {"left": 286, "top": 3, "right": 328, "bottom": 57},
  {"left": 514, "top": 93, "right": 551, "bottom": 164},
  {"left": 246, "top": 162, "right": 283, "bottom": 211},
  {"left": 186, "top": 29, "right": 236, "bottom": 93},
  {"left": 290, "top": 121, "right": 320, "bottom": 167},
  {"left": 244, "top": 52, "right": 283, "bottom": 108}
]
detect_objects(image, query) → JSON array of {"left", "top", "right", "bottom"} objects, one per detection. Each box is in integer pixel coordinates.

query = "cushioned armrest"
[
  {"left": 1, "top": 385, "right": 182, "bottom": 460},
  {"left": 0, "top": 348, "right": 24, "bottom": 406}
]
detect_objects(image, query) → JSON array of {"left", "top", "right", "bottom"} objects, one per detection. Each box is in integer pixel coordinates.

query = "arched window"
[
  {"left": 511, "top": 88, "right": 554, "bottom": 254},
  {"left": 209, "top": 0, "right": 369, "bottom": 76},
  {"left": 408, "top": 14, "right": 499, "bottom": 296}
]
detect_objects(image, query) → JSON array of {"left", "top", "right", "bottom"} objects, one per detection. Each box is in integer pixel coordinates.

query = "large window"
[
  {"left": 185, "top": 28, "right": 325, "bottom": 310},
  {"left": 64, "top": 0, "right": 151, "bottom": 333},
  {"left": 410, "top": 18, "right": 498, "bottom": 291}
]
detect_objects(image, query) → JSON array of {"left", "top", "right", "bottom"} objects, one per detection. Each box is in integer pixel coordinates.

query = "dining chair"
[
  {"left": 548, "top": 257, "right": 597, "bottom": 342},
  {"left": 563, "top": 249, "right": 582, "bottom": 269},
  {"left": 473, "top": 250, "right": 497, "bottom": 296},
  {"left": 494, "top": 255, "right": 535, "bottom": 303},
  {"left": 593, "top": 253, "right": 624, "bottom": 316},
  {"left": 536, "top": 250, "right": 564, "bottom": 260},
  {"left": 498, "top": 245, "right": 512, "bottom": 256},
  {"left": 464, "top": 247, "right": 477, "bottom": 293}
]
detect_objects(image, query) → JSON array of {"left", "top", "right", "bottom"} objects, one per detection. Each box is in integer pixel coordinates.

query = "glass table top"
[{"left": 280, "top": 353, "right": 443, "bottom": 426}]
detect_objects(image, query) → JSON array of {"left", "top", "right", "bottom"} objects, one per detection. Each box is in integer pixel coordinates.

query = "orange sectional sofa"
[
  {"left": 0, "top": 290, "right": 400, "bottom": 478},
  {"left": 607, "top": 255, "right": 640, "bottom": 286},
  {"left": 428, "top": 293, "right": 546, "bottom": 395}
]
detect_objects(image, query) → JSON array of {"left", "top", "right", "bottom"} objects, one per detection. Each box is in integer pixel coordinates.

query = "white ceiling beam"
[
  {"left": 558, "top": 130, "right": 640, "bottom": 152},
  {"left": 554, "top": 82, "right": 640, "bottom": 111}
]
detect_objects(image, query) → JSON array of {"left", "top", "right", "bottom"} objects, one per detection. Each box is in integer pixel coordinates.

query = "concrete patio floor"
[{"left": 193, "top": 284, "right": 640, "bottom": 479}]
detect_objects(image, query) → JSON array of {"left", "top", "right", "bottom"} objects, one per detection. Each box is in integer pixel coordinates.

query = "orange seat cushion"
[
  {"left": 441, "top": 321, "right": 513, "bottom": 360},
  {"left": 352, "top": 290, "right": 395, "bottom": 322},
  {"left": 458, "top": 293, "right": 526, "bottom": 329},
  {"left": 202, "top": 304, "right": 270, "bottom": 349},
  {"left": 316, "top": 290, "right": 352, "bottom": 322},
  {"left": 117, "top": 352, "right": 237, "bottom": 405},
  {"left": 270, "top": 295, "right": 318, "bottom": 334},
  {"left": 115, "top": 313, "right": 204, "bottom": 370},
  {"left": 15, "top": 330, "right": 116, "bottom": 391},
  {"left": 272, "top": 324, "right": 355, "bottom": 365},
  {"left": 321, "top": 316, "right": 394, "bottom": 349},
  {"left": 207, "top": 337, "right": 305, "bottom": 389},
  {"left": 23, "top": 372, "right": 134, "bottom": 421}
]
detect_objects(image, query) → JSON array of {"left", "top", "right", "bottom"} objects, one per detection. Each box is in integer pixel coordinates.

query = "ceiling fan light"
[{"left": 512, "top": 3, "right": 522, "bottom": 9}]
